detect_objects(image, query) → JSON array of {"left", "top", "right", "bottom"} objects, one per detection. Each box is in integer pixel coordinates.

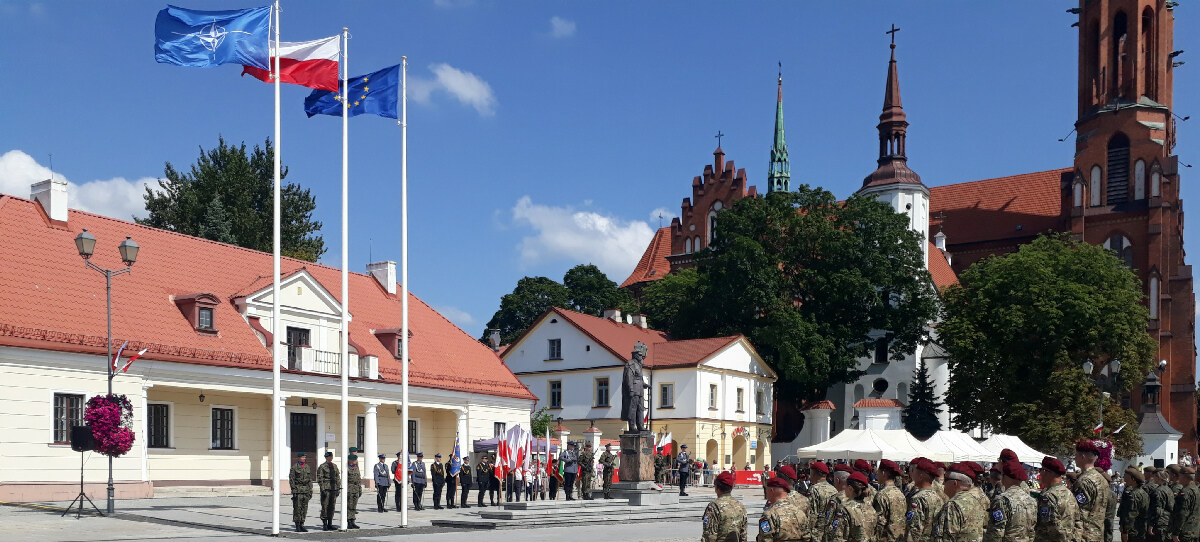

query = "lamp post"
[
  {"left": 74, "top": 228, "right": 139, "bottom": 515},
  {"left": 1082, "top": 359, "right": 1121, "bottom": 435}
]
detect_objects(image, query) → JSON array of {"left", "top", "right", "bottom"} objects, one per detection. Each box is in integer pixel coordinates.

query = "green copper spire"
[{"left": 767, "top": 68, "right": 790, "bottom": 193}]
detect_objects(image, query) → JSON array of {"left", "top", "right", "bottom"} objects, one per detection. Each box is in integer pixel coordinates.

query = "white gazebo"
[
  {"left": 922, "top": 431, "right": 996, "bottom": 462},
  {"left": 979, "top": 434, "right": 1050, "bottom": 464},
  {"left": 796, "top": 429, "right": 953, "bottom": 463}
]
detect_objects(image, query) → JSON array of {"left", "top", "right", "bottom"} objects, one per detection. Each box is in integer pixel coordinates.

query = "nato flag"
[
  {"left": 155, "top": 5, "right": 271, "bottom": 69},
  {"left": 304, "top": 65, "right": 400, "bottom": 120}
]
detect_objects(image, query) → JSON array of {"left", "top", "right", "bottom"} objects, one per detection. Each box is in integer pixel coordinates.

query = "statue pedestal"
[{"left": 610, "top": 431, "right": 676, "bottom": 506}]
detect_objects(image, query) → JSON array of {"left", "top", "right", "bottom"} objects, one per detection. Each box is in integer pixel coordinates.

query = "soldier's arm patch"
[
  {"left": 760, "top": 519, "right": 771, "bottom": 533},
  {"left": 906, "top": 510, "right": 915, "bottom": 521},
  {"left": 1076, "top": 492, "right": 1087, "bottom": 504},
  {"left": 991, "top": 509, "right": 1004, "bottom": 522},
  {"left": 1039, "top": 506, "right": 1050, "bottom": 518}
]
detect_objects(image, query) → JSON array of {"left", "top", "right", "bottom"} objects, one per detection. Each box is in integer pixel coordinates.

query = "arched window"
[
  {"left": 1107, "top": 133, "right": 1131, "bottom": 204},
  {"left": 853, "top": 384, "right": 865, "bottom": 404},
  {"left": 1090, "top": 166, "right": 1103, "bottom": 206},
  {"left": 1151, "top": 163, "right": 1162, "bottom": 197},
  {"left": 897, "top": 382, "right": 909, "bottom": 405},
  {"left": 694, "top": 236, "right": 702, "bottom": 252},
  {"left": 1142, "top": 7, "right": 1157, "bottom": 101},
  {"left": 1134, "top": 160, "right": 1146, "bottom": 200},
  {"left": 684, "top": 237, "right": 692, "bottom": 254},
  {"left": 1074, "top": 176, "right": 1085, "bottom": 208},
  {"left": 708, "top": 201, "right": 723, "bottom": 242},
  {"left": 1112, "top": 11, "right": 1129, "bottom": 99},
  {"left": 1106, "top": 233, "right": 1134, "bottom": 268}
]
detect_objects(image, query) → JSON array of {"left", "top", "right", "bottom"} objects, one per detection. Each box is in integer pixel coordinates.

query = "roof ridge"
[{"left": 928, "top": 167, "right": 1071, "bottom": 190}]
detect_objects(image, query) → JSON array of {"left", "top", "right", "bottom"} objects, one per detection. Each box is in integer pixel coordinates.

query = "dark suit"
[{"left": 459, "top": 462, "right": 472, "bottom": 508}]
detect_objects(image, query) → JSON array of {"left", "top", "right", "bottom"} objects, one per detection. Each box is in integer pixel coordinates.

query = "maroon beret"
[
  {"left": 810, "top": 461, "right": 830, "bottom": 474},
  {"left": 911, "top": 456, "right": 927, "bottom": 465},
  {"left": 948, "top": 462, "right": 975, "bottom": 479},
  {"left": 966, "top": 462, "right": 985, "bottom": 476},
  {"left": 834, "top": 463, "right": 854, "bottom": 474},
  {"left": 878, "top": 460, "right": 901, "bottom": 476},
  {"left": 777, "top": 465, "right": 797, "bottom": 481},
  {"left": 999, "top": 449, "right": 1018, "bottom": 462},
  {"left": 1075, "top": 440, "right": 1101, "bottom": 455},
  {"left": 715, "top": 471, "right": 735, "bottom": 487},
  {"left": 1001, "top": 460, "right": 1028, "bottom": 481},
  {"left": 913, "top": 458, "right": 939, "bottom": 477},
  {"left": 848, "top": 472, "right": 870, "bottom": 486},
  {"left": 990, "top": 463, "right": 1002, "bottom": 474},
  {"left": 853, "top": 459, "right": 872, "bottom": 472},
  {"left": 1041, "top": 456, "right": 1066, "bottom": 475},
  {"left": 765, "top": 477, "right": 791, "bottom": 491}
]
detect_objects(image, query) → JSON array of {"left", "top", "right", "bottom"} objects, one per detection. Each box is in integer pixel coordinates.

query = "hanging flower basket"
[
  {"left": 1094, "top": 439, "right": 1114, "bottom": 471},
  {"left": 85, "top": 394, "right": 135, "bottom": 457}
]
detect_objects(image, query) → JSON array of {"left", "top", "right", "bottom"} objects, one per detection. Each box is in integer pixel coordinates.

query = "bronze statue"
[{"left": 621, "top": 342, "right": 650, "bottom": 433}]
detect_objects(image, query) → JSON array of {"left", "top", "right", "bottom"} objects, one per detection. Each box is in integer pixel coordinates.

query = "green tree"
[
  {"left": 483, "top": 276, "right": 570, "bottom": 345},
  {"left": 563, "top": 263, "right": 638, "bottom": 316},
  {"left": 641, "top": 268, "right": 704, "bottom": 332},
  {"left": 904, "top": 360, "right": 942, "bottom": 440},
  {"left": 939, "top": 234, "right": 1156, "bottom": 456},
  {"left": 530, "top": 406, "right": 553, "bottom": 436},
  {"left": 196, "top": 195, "right": 236, "bottom": 244},
  {"left": 138, "top": 136, "right": 325, "bottom": 261},
  {"left": 644, "top": 187, "right": 939, "bottom": 405}
]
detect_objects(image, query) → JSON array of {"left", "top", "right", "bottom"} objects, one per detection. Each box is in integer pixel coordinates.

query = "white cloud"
[
  {"left": 409, "top": 63, "right": 497, "bottom": 117},
  {"left": 0, "top": 150, "right": 155, "bottom": 220},
  {"left": 434, "top": 304, "right": 477, "bottom": 331},
  {"left": 510, "top": 196, "right": 657, "bottom": 283},
  {"left": 549, "top": 16, "right": 576, "bottom": 38}
]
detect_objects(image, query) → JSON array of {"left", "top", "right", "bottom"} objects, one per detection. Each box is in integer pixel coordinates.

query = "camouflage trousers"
[
  {"left": 291, "top": 493, "right": 311, "bottom": 524},
  {"left": 580, "top": 474, "right": 593, "bottom": 496},
  {"left": 347, "top": 490, "right": 360, "bottom": 521},
  {"left": 603, "top": 469, "right": 613, "bottom": 493}
]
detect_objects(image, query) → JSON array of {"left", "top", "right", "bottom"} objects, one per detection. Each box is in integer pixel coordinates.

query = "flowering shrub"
[
  {"left": 1094, "top": 439, "right": 1114, "bottom": 471},
  {"left": 84, "top": 394, "right": 135, "bottom": 457}
]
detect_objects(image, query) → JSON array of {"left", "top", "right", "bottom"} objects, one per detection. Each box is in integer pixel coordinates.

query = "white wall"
[{"left": 504, "top": 315, "right": 625, "bottom": 373}]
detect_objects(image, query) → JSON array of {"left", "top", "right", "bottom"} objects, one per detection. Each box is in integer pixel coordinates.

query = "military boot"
[{"left": 348, "top": 520, "right": 359, "bottom": 529}]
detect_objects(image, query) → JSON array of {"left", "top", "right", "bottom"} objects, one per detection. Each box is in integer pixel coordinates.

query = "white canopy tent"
[
  {"left": 979, "top": 434, "right": 1050, "bottom": 464},
  {"left": 796, "top": 429, "right": 954, "bottom": 463},
  {"left": 922, "top": 431, "right": 996, "bottom": 462}
]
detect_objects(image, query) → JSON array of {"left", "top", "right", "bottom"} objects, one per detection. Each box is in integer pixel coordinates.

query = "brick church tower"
[{"left": 1068, "top": 0, "right": 1196, "bottom": 451}]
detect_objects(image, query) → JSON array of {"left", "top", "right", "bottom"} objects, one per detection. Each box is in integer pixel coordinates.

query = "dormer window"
[
  {"left": 175, "top": 293, "right": 220, "bottom": 333},
  {"left": 198, "top": 308, "right": 214, "bottom": 330}
]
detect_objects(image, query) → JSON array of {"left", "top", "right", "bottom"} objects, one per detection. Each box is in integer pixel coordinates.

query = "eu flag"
[
  {"left": 155, "top": 5, "right": 271, "bottom": 69},
  {"left": 304, "top": 65, "right": 400, "bottom": 119}
]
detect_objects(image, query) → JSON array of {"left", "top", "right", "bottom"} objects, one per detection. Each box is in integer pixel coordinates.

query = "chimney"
[
  {"left": 31, "top": 179, "right": 68, "bottom": 223},
  {"left": 488, "top": 329, "right": 502, "bottom": 352},
  {"left": 602, "top": 308, "right": 622, "bottom": 323},
  {"left": 630, "top": 314, "right": 649, "bottom": 329},
  {"left": 366, "top": 261, "right": 397, "bottom": 294}
]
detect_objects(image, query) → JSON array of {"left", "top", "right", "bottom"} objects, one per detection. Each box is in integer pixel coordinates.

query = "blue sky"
[{"left": 0, "top": 1, "right": 1196, "bottom": 335}]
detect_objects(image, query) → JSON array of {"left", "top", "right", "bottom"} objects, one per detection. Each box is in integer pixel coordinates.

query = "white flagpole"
[
  {"left": 338, "top": 26, "right": 350, "bottom": 532},
  {"left": 270, "top": 0, "right": 282, "bottom": 536},
  {"left": 400, "top": 56, "right": 410, "bottom": 529}
]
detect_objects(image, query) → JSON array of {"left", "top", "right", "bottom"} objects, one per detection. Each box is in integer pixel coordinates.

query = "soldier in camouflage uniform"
[
  {"left": 599, "top": 444, "right": 617, "bottom": 499},
  {"left": 821, "top": 464, "right": 856, "bottom": 537},
  {"left": 1120, "top": 467, "right": 1150, "bottom": 542},
  {"left": 704, "top": 471, "right": 748, "bottom": 542},
  {"left": 1034, "top": 456, "right": 1078, "bottom": 542},
  {"left": 289, "top": 452, "right": 313, "bottom": 532},
  {"left": 853, "top": 460, "right": 877, "bottom": 505},
  {"left": 874, "top": 460, "right": 908, "bottom": 542},
  {"left": 1103, "top": 471, "right": 1118, "bottom": 542},
  {"left": 346, "top": 454, "right": 362, "bottom": 530},
  {"left": 578, "top": 441, "right": 595, "bottom": 500},
  {"left": 931, "top": 462, "right": 986, "bottom": 542},
  {"left": 934, "top": 464, "right": 949, "bottom": 502},
  {"left": 984, "top": 460, "right": 1036, "bottom": 542},
  {"left": 655, "top": 447, "right": 666, "bottom": 483},
  {"left": 809, "top": 462, "right": 837, "bottom": 540},
  {"left": 825, "top": 471, "right": 877, "bottom": 542},
  {"left": 1074, "top": 440, "right": 1114, "bottom": 542},
  {"left": 963, "top": 462, "right": 991, "bottom": 512},
  {"left": 1146, "top": 467, "right": 1174, "bottom": 542},
  {"left": 760, "top": 477, "right": 809, "bottom": 542},
  {"left": 317, "top": 451, "right": 341, "bottom": 531},
  {"left": 1174, "top": 467, "right": 1200, "bottom": 542},
  {"left": 906, "top": 458, "right": 947, "bottom": 542}
]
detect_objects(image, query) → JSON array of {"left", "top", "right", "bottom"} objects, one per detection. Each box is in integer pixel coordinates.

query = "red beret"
[
  {"left": 765, "top": 477, "right": 791, "bottom": 491},
  {"left": 853, "top": 459, "right": 872, "bottom": 472},
  {"left": 1075, "top": 440, "right": 1101, "bottom": 455},
  {"left": 948, "top": 462, "right": 975, "bottom": 479},
  {"left": 911, "top": 456, "right": 927, "bottom": 465},
  {"left": 715, "top": 471, "right": 735, "bottom": 487},
  {"left": 912, "top": 458, "right": 939, "bottom": 477},
  {"left": 990, "top": 463, "right": 1002, "bottom": 474},
  {"left": 1001, "top": 460, "right": 1028, "bottom": 481},
  {"left": 834, "top": 463, "right": 854, "bottom": 474},
  {"left": 999, "top": 449, "right": 1018, "bottom": 462},
  {"left": 810, "top": 461, "right": 830, "bottom": 474},
  {"left": 848, "top": 472, "right": 870, "bottom": 486},
  {"left": 1041, "top": 456, "right": 1066, "bottom": 475},
  {"left": 966, "top": 462, "right": 985, "bottom": 476},
  {"left": 878, "top": 460, "right": 901, "bottom": 476},
  {"left": 777, "top": 465, "right": 797, "bottom": 481}
]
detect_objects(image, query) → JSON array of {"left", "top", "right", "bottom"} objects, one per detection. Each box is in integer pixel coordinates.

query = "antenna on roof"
[
  {"left": 369, "top": 237, "right": 373, "bottom": 263},
  {"left": 1057, "top": 128, "right": 1076, "bottom": 142}
]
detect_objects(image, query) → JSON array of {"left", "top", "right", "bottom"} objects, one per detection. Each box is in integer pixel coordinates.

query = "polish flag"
[
  {"left": 660, "top": 432, "right": 673, "bottom": 456},
  {"left": 120, "top": 349, "right": 148, "bottom": 373},
  {"left": 1092, "top": 422, "right": 1103, "bottom": 434},
  {"left": 111, "top": 341, "right": 128, "bottom": 372},
  {"left": 242, "top": 36, "right": 339, "bottom": 91}
]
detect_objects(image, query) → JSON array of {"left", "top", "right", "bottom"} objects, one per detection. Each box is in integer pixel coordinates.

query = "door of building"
[{"left": 291, "top": 412, "right": 318, "bottom": 478}]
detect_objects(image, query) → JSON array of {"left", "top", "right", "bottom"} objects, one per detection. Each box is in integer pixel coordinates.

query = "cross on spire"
[
  {"left": 715, "top": 130, "right": 725, "bottom": 147},
  {"left": 886, "top": 23, "right": 900, "bottom": 48}
]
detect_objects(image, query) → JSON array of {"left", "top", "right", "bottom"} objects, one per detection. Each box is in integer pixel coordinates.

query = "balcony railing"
[{"left": 284, "top": 345, "right": 376, "bottom": 379}]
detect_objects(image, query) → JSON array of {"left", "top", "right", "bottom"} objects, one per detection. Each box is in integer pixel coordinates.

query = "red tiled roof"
[
  {"left": 650, "top": 336, "right": 742, "bottom": 368},
  {"left": 0, "top": 195, "right": 534, "bottom": 401},
  {"left": 928, "top": 168, "right": 1070, "bottom": 246},
  {"left": 620, "top": 226, "right": 672, "bottom": 288},
  {"left": 533, "top": 307, "right": 746, "bottom": 369},
  {"left": 803, "top": 400, "right": 836, "bottom": 410},
  {"left": 853, "top": 398, "right": 904, "bottom": 408},
  {"left": 927, "top": 241, "right": 958, "bottom": 291}
]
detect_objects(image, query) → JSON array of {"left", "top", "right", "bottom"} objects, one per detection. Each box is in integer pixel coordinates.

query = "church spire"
[
  {"left": 767, "top": 63, "right": 790, "bottom": 193},
  {"left": 863, "top": 27, "right": 922, "bottom": 189}
]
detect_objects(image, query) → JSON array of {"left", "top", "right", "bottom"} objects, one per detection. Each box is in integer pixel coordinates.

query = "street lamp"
[
  {"left": 1082, "top": 359, "right": 1121, "bottom": 436},
  {"left": 74, "top": 229, "right": 139, "bottom": 516}
]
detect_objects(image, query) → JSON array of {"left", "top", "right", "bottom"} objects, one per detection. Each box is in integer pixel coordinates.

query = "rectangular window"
[
  {"left": 198, "top": 307, "right": 214, "bottom": 330},
  {"left": 709, "top": 384, "right": 718, "bottom": 410},
  {"left": 736, "top": 388, "right": 745, "bottom": 412},
  {"left": 549, "top": 380, "right": 563, "bottom": 409},
  {"left": 595, "top": 377, "right": 610, "bottom": 407},
  {"left": 286, "top": 326, "right": 310, "bottom": 367},
  {"left": 53, "top": 393, "right": 84, "bottom": 444},
  {"left": 148, "top": 403, "right": 170, "bottom": 448},
  {"left": 494, "top": 422, "right": 506, "bottom": 437},
  {"left": 548, "top": 339, "right": 562, "bottom": 360},
  {"left": 873, "top": 336, "right": 889, "bottom": 364},
  {"left": 211, "top": 408, "right": 235, "bottom": 450},
  {"left": 408, "top": 420, "right": 419, "bottom": 452},
  {"left": 356, "top": 416, "right": 365, "bottom": 452},
  {"left": 660, "top": 384, "right": 674, "bottom": 408},
  {"left": 755, "top": 390, "right": 764, "bottom": 416}
]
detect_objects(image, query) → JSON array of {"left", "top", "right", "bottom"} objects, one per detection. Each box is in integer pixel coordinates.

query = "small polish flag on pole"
[
  {"left": 111, "top": 341, "right": 128, "bottom": 372},
  {"left": 120, "top": 349, "right": 148, "bottom": 373},
  {"left": 1092, "top": 422, "right": 1103, "bottom": 434}
]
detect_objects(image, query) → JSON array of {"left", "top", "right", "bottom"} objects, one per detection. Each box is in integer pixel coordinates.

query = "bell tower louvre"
[{"left": 1068, "top": 0, "right": 1195, "bottom": 452}]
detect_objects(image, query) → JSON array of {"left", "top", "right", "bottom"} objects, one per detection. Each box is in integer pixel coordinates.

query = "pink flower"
[{"left": 85, "top": 394, "right": 136, "bottom": 457}]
